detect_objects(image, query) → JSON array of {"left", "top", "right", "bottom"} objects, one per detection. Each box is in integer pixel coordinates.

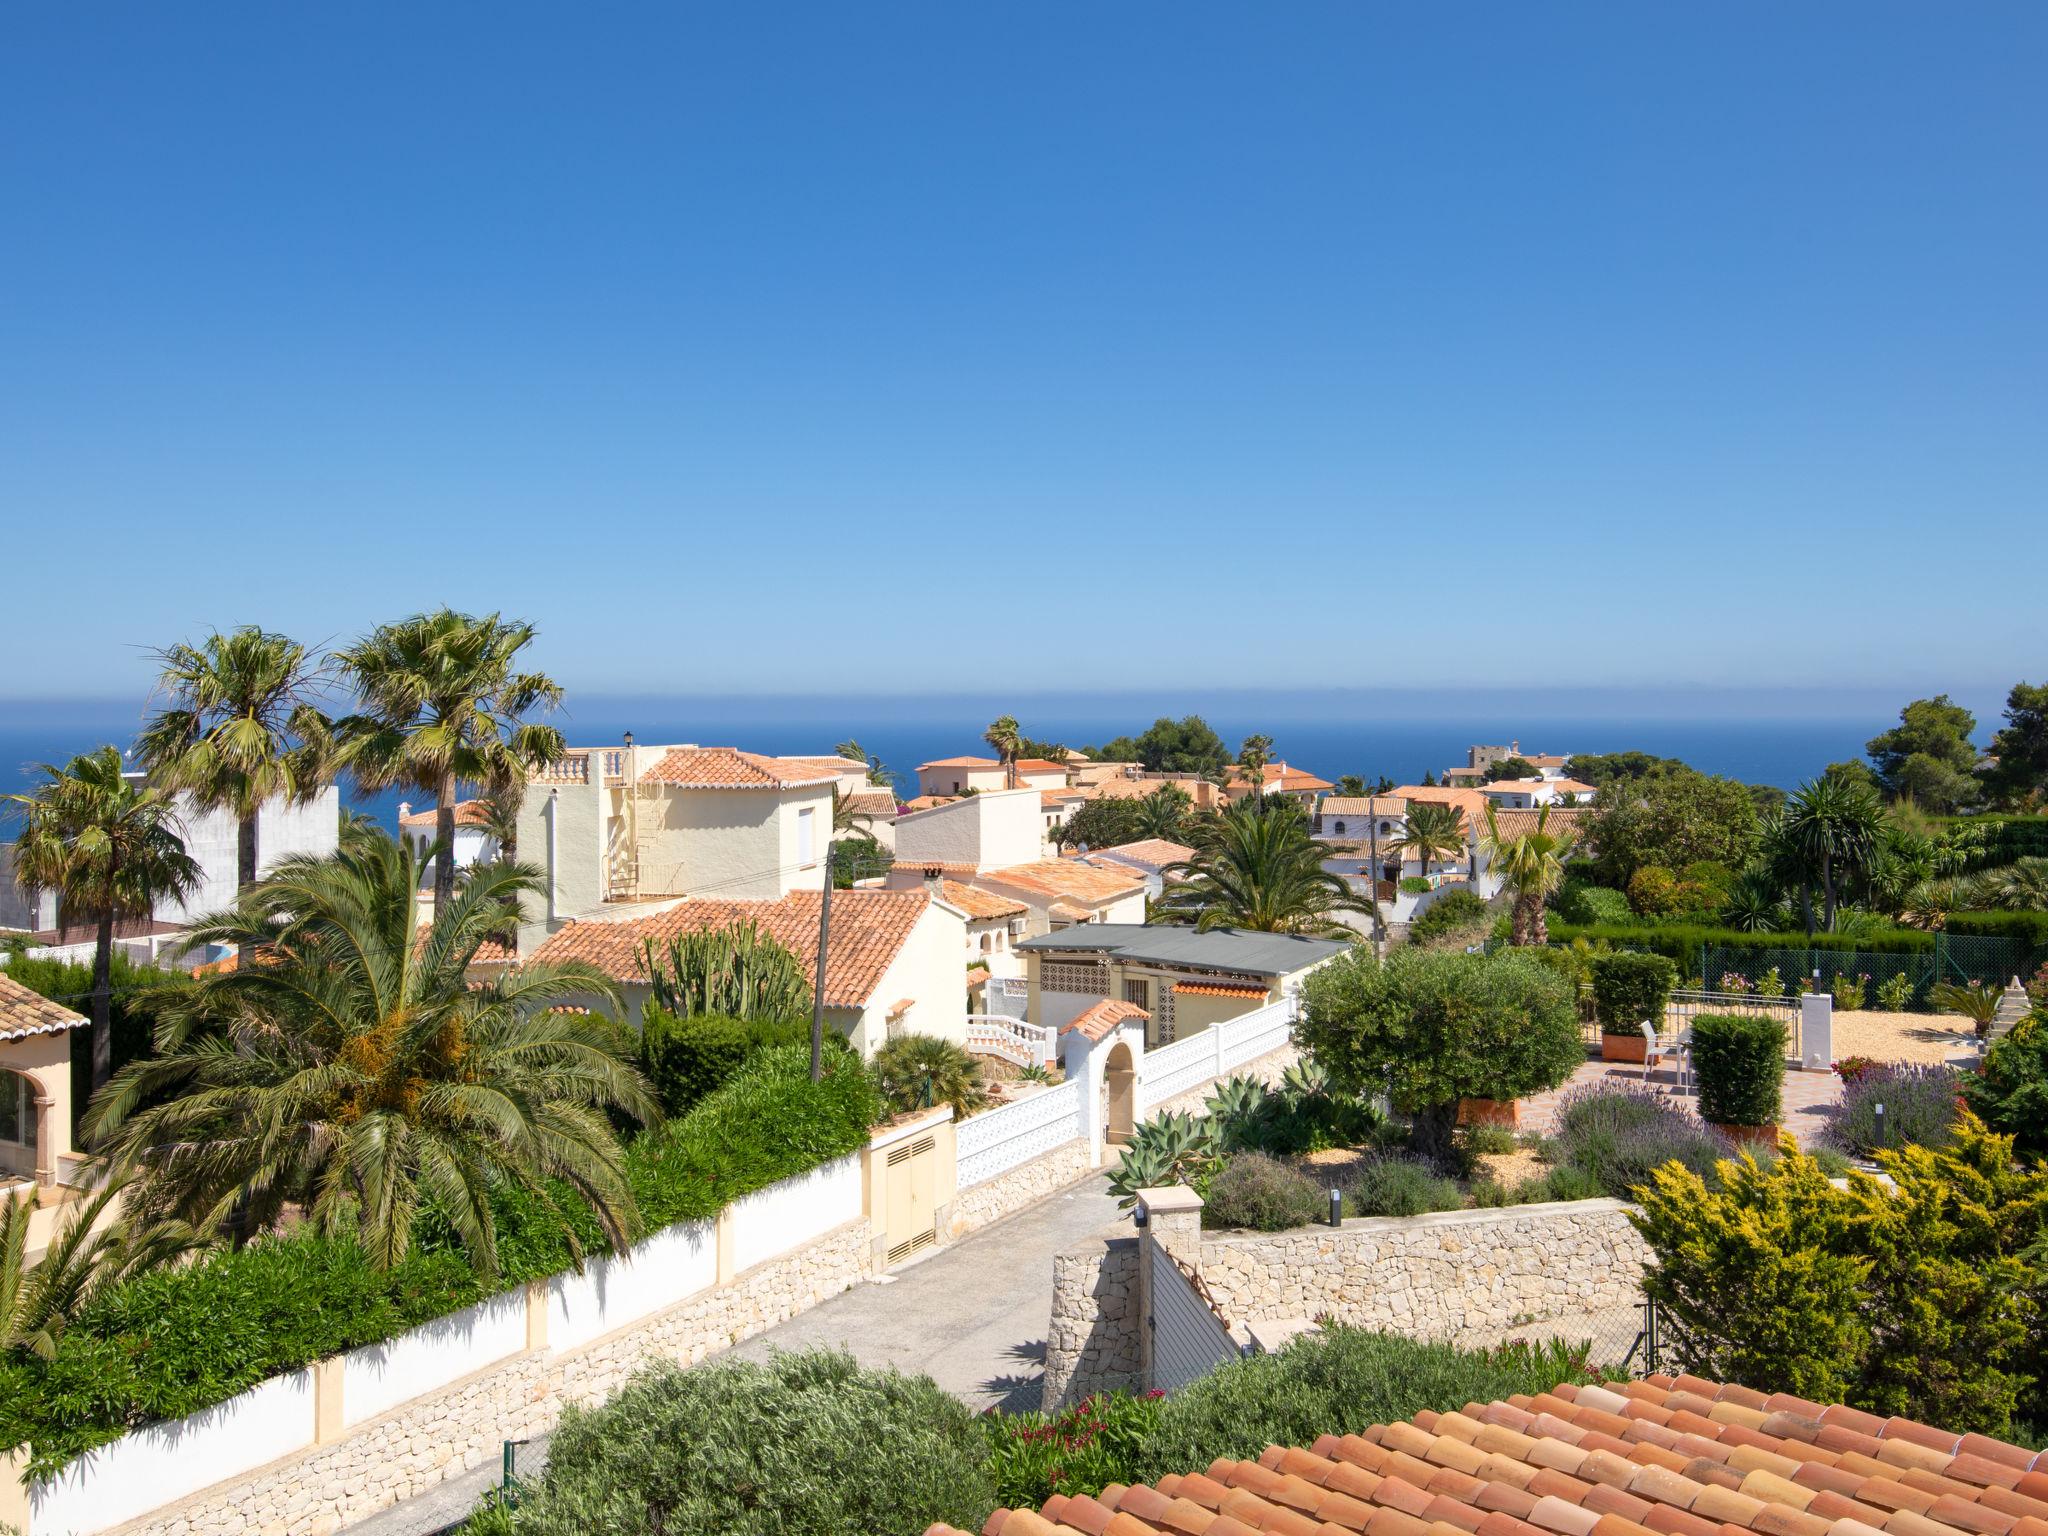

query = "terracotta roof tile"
[
  {"left": 398, "top": 799, "right": 492, "bottom": 829},
  {"left": 1174, "top": 981, "right": 1270, "bottom": 999},
  {"left": 1094, "top": 839, "right": 1197, "bottom": 870},
  {"left": 0, "top": 972, "right": 88, "bottom": 1040},
  {"left": 842, "top": 790, "right": 899, "bottom": 818},
  {"left": 1061, "top": 998, "right": 1148, "bottom": 1040},
  {"left": 979, "top": 861, "right": 1146, "bottom": 904},
  {"left": 640, "top": 746, "right": 838, "bottom": 789},
  {"left": 939, "top": 879, "right": 1029, "bottom": 920},
  {"left": 918, "top": 755, "right": 1002, "bottom": 769},
  {"left": 943, "top": 1376, "right": 2048, "bottom": 1536},
  {"left": 528, "top": 888, "right": 927, "bottom": 1007}
]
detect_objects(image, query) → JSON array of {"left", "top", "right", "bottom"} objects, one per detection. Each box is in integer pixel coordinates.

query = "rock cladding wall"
[
  {"left": 950, "top": 1139, "right": 1096, "bottom": 1240},
  {"left": 1042, "top": 1236, "right": 1140, "bottom": 1409},
  {"left": 118, "top": 1221, "right": 871, "bottom": 1536}
]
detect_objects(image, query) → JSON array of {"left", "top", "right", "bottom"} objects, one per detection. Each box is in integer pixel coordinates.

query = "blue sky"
[{"left": 3, "top": 4, "right": 2043, "bottom": 702}]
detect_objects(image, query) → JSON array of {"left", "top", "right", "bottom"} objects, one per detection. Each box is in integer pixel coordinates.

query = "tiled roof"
[
  {"left": 399, "top": 799, "right": 491, "bottom": 829},
  {"left": 776, "top": 755, "right": 871, "bottom": 778},
  {"left": 1234, "top": 764, "right": 1336, "bottom": 793},
  {"left": 979, "top": 861, "right": 1147, "bottom": 905},
  {"left": 1390, "top": 785, "right": 1490, "bottom": 831},
  {"left": 842, "top": 791, "right": 899, "bottom": 818},
  {"left": 1319, "top": 798, "right": 1409, "bottom": 818},
  {"left": 528, "top": 888, "right": 928, "bottom": 1008},
  {"left": 894, "top": 860, "right": 982, "bottom": 877},
  {"left": 1485, "top": 807, "right": 1593, "bottom": 845},
  {"left": 1014, "top": 759, "right": 1072, "bottom": 777},
  {"left": 1549, "top": 778, "right": 1597, "bottom": 796},
  {"left": 1061, "top": 998, "right": 1147, "bottom": 1041},
  {"left": 965, "top": 965, "right": 991, "bottom": 988},
  {"left": 1095, "top": 839, "right": 1197, "bottom": 871},
  {"left": 949, "top": 1371, "right": 2048, "bottom": 1536},
  {"left": 1174, "top": 981, "right": 1269, "bottom": 998},
  {"left": 919, "top": 755, "right": 1001, "bottom": 770},
  {"left": 903, "top": 795, "right": 965, "bottom": 813},
  {"left": 939, "top": 880, "right": 1029, "bottom": 920},
  {"left": 1043, "top": 788, "right": 1088, "bottom": 807},
  {"left": 0, "top": 972, "right": 88, "bottom": 1040},
  {"left": 640, "top": 747, "right": 837, "bottom": 790}
]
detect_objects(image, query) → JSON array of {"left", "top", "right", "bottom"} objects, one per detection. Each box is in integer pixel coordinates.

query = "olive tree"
[{"left": 1298, "top": 947, "right": 1581, "bottom": 1163}]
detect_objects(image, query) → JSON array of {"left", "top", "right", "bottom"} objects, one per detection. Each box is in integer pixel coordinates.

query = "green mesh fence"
[
  {"left": 1698, "top": 946, "right": 1934, "bottom": 1011},
  {"left": 1934, "top": 932, "right": 2048, "bottom": 989}
]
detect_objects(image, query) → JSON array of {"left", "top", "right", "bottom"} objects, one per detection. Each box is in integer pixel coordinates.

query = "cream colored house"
[
  {"left": 891, "top": 787, "right": 1044, "bottom": 875},
  {"left": 958, "top": 860, "right": 1146, "bottom": 935},
  {"left": 0, "top": 973, "right": 93, "bottom": 1257},
  {"left": 913, "top": 756, "right": 1070, "bottom": 798},
  {"left": 1016, "top": 924, "right": 1348, "bottom": 1047},
  {"left": 513, "top": 744, "right": 837, "bottom": 955},
  {"left": 1224, "top": 761, "right": 1333, "bottom": 809},
  {"left": 528, "top": 886, "right": 968, "bottom": 1057}
]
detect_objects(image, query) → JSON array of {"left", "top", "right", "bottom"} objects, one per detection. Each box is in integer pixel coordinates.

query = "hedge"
[
  {"left": 0, "top": 954, "right": 191, "bottom": 1136},
  {"left": 1691, "top": 1012, "right": 1786, "bottom": 1129},
  {"left": 0, "top": 1046, "right": 881, "bottom": 1477},
  {"left": 1944, "top": 911, "right": 2048, "bottom": 947},
  {"left": 639, "top": 1008, "right": 849, "bottom": 1117},
  {"left": 1547, "top": 921, "right": 1932, "bottom": 975},
  {"left": 1590, "top": 951, "right": 1677, "bottom": 1035}
]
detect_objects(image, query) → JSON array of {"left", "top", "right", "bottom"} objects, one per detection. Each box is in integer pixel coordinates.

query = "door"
[{"left": 883, "top": 1134, "right": 938, "bottom": 1268}]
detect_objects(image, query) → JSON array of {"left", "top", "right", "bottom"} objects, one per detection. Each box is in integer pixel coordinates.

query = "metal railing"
[{"left": 1665, "top": 988, "right": 1801, "bottom": 1059}]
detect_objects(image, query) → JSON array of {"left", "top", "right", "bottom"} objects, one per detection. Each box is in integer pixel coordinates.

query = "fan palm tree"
[
  {"left": 1237, "top": 734, "right": 1274, "bottom": 798},
  {"left": 1982, "top": 858, "right": 2048, "bottom": 910},
  {"left": 86, "top": 837, "right": 657, "bottom": 1277},
  {"left": 337, "top": 610, "right": 565, "bottom": 913},
  {"left": 1783, "top": 775, "right": 1884, "bottom": 933},
  {"left": 2, "top": 1169, "right": 202, "bottom": 1359},
  {"left": 1153, "top": 797, "right": 1370, "bottom": 935},
  {"left": 6, "top": 748, "right": 201, "bottom": 1088},
  {"left": 983, "top": 715, "right": 1023, "bottom": 791},
  {"left": 135, "top": 627, "right": 333, "bottom": 893},
  {"left": 1481, "top": 802, "right": 1578, "bottom": 946},
  {"left": 1390, "top": 800, "right": 1465, "bottom": 878}
]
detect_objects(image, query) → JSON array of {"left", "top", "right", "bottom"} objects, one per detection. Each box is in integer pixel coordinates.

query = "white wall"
[
  {"left": 727, "top": 1154, "right": 862, "bottom": 1273},
  {"left": 155, "top": 785, "right": 341, "bottom": 926},
  {"left": 894, "top": 790, "right": 1040, "bottom": 872},
  {"left": 862, "top": 901, "right": 969, "bottom": 1051},
  {"left": 342, "top": 1290, "right": 528, "bottom": 1427},
  {"left": 546, "top": 1217, "right": 718, "bottom": 1353},
  {"left": 30, "top": 1367, "right": 315, "bottom": 1536}
]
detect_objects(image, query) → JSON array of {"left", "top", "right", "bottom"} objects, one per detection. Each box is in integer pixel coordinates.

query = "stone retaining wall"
[
  {"left": 1043, "top": 1235, "right": 1140, "bottom": 1409},
  {"left": 949, "top": 1140, "right": 1096, "bottom": 1240},
  {"left": 117, "top": 1220, "right": 872, "bottom": 1536}
]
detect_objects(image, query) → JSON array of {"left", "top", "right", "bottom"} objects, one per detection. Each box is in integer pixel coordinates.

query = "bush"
[
  {"left": 1459, "top": 1123, "right": 1516, "bottom": 1156},
  {"left": 639, "top": 1009, "right": 842, "bottom": 1116},
  {"left": 981, "top": 1390, "right": 1164, "bottom": 1508},
  {"left": 1690, "top": 1013, "right": 1786, "bottom": 1128},
  {"left": 1627, "top": 866, "right": 1683, "bottom": 916},
  {"left": 1555, "top": 880, "right": 1631, "bottom": 927},
  {"left": 1406, "top": 888, "right": 1488, "bottom": 944},
  {"left": 1589, "top": 951, "right": 1677, "bottom": 1035},
  {"left": 1876, "top": 973, "right": 1916, "bottom": 1011},
  {"left": 1341, "top": 1156, "right": 1463, "bottom": 1217},
  {"left": 1831, "top": 973, "right": 1870, "bottom": 1011},
  {"left": 505, "top": 1348, "right": 994, "bottom": 1536},
  {"left": 1945, "top": 910, "right": 2048, "bottom": 946},
  {"left": 1961, "top": 1013, "right": 2048, "bottom": 1155},
  {"left": 1203, "top": 1154, "right": 1325, "bottom": 1231},
  {"left": 871, "top": 1034, "right": 986, "bottom": 1117},
  {"left": 1398, "top": 875, "right": 1432, "bottom": 895},
  {"left": 1133, "top": 1326, "right": 1604, "bottom": 1479},
  {"left": 1825, "top": 1062, "right": 1964, "bottom": 1156},
  {"left": 1547, "top": 921, "right": 1934, "bottom": 976},
  {"left": 1633, "top": 1122, "right": 2048, "bottom": 1435},
  {"left": 1527, "top": 1163, "right": 1605, "bottom": 1202},
  {"left": 1549, "top": 1084, "right": 1725, "bottom": 1198},
  {"left": 1203, "top": 1064, "right": 1389, "bottom": 1158}
]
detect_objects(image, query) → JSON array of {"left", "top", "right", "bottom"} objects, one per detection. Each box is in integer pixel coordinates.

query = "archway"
[
  {"left": 0, "top": 1067, "right": 42, "bottom": 1183},
  {"left": 1103, "top": 1041, "right": 1137, "bottom": 1146}
]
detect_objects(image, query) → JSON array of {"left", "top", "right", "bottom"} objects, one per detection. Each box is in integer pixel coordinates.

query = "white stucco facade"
[
  {"left": 893, "top": 789, "right": 1043, "bottom": 873},
  {"left": 153, "top": 785, "right": 342, "bottom": 926}
]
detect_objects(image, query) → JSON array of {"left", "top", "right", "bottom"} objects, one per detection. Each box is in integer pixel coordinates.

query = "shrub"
[
  {"left": 1945, "top": 910, "right": 2048, "bottom": 946},
  {"left": 1398, "top": 876, "right": 1432, "bottom": 895},
  {"left": 1204, "top": 1066, "right": 1386, "bottom": 1158},
  {"left": 1831, "top": 973, "right": 1870, "bottom": 1011},
  {"left": 871, "top": 1034, "right": 987, "bottom": 1116},
  {"left": 1549, "top": 1084, "right": 1724, "bottom": 1198},
  {"left": 639, "top": 1009, "right": 842, "bottom": 1116},
  {"left": 1589, "top": 951, "right": 1677, "bottom": 1035},
  {"left": 1833, "top": 1055, "right": 1882, "bottom": 1084},
  {"left": 1690, "top": 1013, "right": 1786, "bottom": 1128},
  {"left": 1632, "top": 1122, "right": 2048, "bottom": 1436},
  {"left": 1627, "top": 866, "right": 1683, "bottom": 916},
  {"left": 1961, "top": 1013, "right": 2048, "bottom": 1155},
  {"left": 1825, "top": 1063, "right": 1964, "bottom": 1156},
  {"left": 981, "top": 1390, "right": 1164, "bottom": 1508},
  {"left": 1459, "top": 1123, "right": 1516, "bottom": 1156},
  {"left": 505, "top": 1348, "right": 994, "bottom": 1536},
  {"left": 1555, "top": 880, "right": 1632, "bottom": 927},
  {"left": 1107, "top": 1113, "right": 1222, "bottom": 1209},
  {"left": 1527, "top": 1163, "right": 1605, "bottom": 1202},
  {"left": 1203, "top": 1154, "right": 1325, "bottom": 1231},
  {"left": 1546, "top": 922, "right": 1934, "bottom": 976},
  {"left": 1407, "top": 888, "right": 1488, "bottom": 944},
  {"left": 1341, "top": 1156, "right": 1462, "bottom": 1217},
  {"left": 1876, "top": 973, "right": 1916, "bottom": 1012},
  {"left": 1133, "top": 1326, "right": 1604, "bottom": 1479}
]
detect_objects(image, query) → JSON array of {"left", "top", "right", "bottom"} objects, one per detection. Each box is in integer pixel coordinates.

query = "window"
[
  {"left": 1379, "top": 821, "right": 1391, "bottom": 835},
  {"left": 0, "top": 1072, "right": 27, "bottom": 1146},
  {"left": 1123, "top": 978, "right": 1150, "bottom": 1010},
  {"left": 1333, "top": 820, "right": 1346, "bottom": 835},
  {"left": 796, "top": 806, "right": 816, "bottom": 867},
  {"left": 980, "top": 933, "right": 993, "bottom": 954}
]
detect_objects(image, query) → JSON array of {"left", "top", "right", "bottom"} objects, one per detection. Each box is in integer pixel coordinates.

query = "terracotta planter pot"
[
  {"left": 1711, "top": 1121, "right": 1781, "bottom": 1148},
  {"left": 1601, "top": 1033, "right": 1647, "bottom": 1063},
  {"left": 1458, "top": 1098, "right": 1520, "bottom": 1128}
]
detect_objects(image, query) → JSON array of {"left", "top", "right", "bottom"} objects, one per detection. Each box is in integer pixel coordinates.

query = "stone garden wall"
[{"left": 1042, "top": 1235, "right": 1141, "bottom": 1409}]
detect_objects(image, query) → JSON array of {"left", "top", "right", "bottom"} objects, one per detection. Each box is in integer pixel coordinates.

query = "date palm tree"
[
  {"left": 1481, "top": 802, "right": 1578, "bottom": 946},
  {"left": 5, "top": 749, "right": 200, "bottom": 1088},
  {"left": 1783, "top": 775, "right": 1884, "bottom": 933},
  {"left": 1, "top": 1170, "right": 201, "bottom": 1359},
  {"left": 86, "top": 836, "right": 657, "bottom": 1277},
  {"left": 135, "top": 627, "right": 333, "bottom": 893},
  {"left": 1389, "top": 800, "right": 1465, "bottom": 878},
  {"left": 1153, "top": 796, "right": 1370, "bottom": 935},
  {"left": 337, "top": 610, "right": 565, "bottom": 913},
  {"left": 983, "top": 715, "right": 1023, "bottom": 791},
  {"left": 1133, "top": 783, "right": 1193, "bottom": 841},
  {"left": 1237, "top": 734, "right": 1274, "bottom": 798}
]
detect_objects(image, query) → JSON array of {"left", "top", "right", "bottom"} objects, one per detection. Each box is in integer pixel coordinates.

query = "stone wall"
[
  {"left": 114, "top": 1221, "right": 872, "bottom": 1536},
  {"left": 1042, "top": 1235, "right": 1140, "bottom": 1409},
  {"left": 949, "top": 1139, "right": 1096, "bottom": 1239}
]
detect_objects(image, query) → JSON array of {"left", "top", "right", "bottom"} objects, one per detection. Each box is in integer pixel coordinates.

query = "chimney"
[{"left": 922, "top": 864, "right": 944, "bottom": 897}]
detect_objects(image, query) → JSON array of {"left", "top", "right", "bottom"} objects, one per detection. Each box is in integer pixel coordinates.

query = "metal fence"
[{"left": 1666, "top": 987, "right": 1802, "bottom": 1058}]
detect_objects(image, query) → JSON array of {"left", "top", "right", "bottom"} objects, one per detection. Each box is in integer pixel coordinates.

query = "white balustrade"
[
  {"left": 955, "top": 1078, "right": 1084, "bottom": 1188},
  {"left": 964, "top": 1013, "right": 1058, "bottom": 1068}
]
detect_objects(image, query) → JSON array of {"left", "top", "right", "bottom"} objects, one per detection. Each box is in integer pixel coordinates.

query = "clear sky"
[{"left": 3, "top": 4, "right": 2043, "bottom": 701}]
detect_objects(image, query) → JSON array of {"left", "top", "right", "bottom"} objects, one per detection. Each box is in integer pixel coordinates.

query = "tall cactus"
[{"left": 642, "top": 920, "right": 812, "bottom": 1021}]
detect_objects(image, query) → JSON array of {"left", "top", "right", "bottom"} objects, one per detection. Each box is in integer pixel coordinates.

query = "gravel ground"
[{"left": 1829, "top": 1009, "right": 1980, "bottom": 1065}]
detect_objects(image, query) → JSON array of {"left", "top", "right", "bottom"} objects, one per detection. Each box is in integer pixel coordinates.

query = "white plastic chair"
[{"left": 1639, "top": 1020, "right": 1668, "bottom": 1084}]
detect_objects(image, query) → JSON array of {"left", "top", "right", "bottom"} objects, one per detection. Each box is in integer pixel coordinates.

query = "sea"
[{"left": 0, "top": 688, "right": 1941, "bottom": 835}]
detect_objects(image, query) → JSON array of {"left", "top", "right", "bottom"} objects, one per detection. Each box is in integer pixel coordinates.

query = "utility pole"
[{"left": 810, "top": 843, "right": 833, "bottom": 1080}]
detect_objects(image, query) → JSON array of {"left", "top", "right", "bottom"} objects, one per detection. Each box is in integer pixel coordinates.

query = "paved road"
[{"left": 345, "top": 1172, "right": 1127, "bottom": 1535}]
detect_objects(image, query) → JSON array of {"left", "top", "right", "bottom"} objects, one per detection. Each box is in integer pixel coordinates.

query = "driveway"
[{"left": 344, "top": 1172, "right": 1127, "bottom": 1535}]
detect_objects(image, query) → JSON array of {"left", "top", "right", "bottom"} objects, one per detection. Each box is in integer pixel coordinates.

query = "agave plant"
[
  {"left": 1203, "top": 1075, "right": 1271, "bottom": 1151},
  {"left": 1105, "top": 1112, "right": 1222, "bottom": 1209},
  {"left": 1280, "top": 1056, "right": 1333, "bottom": 1099}
]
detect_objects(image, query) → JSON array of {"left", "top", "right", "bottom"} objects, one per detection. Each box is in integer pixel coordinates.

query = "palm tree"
[
  {"left": 1390, "top": 800, "right": 1465, "bottom": 878},
  {"left": 6, "top": 749, "right": 201, "bottom": 1088},
  {"left": 984, "top": 715, "right": 1023, "bottom": 791},
  {"left": 2, "top": 1170, "right": 201, "bottom": 1359},
  {"left": 1237, "top": 734, "right": 1274, "bottom": 797},
  {"left": 337, "top": 610, "right": 565, "bottom": 913},
  {"left": 135, "top": 627, "right": 333, "bottom": 893},
  {"left": 1982, "top": 858, "right": 2048, "bottom": 910},
  {"left": 86, "top": 837, "right": 656, "bottom": 1277},
  {"left": 1481, "top": 802, "right": 1577, "bottom": 946},
  {"left": 1783, "top": 776, "right": 1884, "bottom": 933},
  {"left": 1152, "top": 797, "right": 1370, "bottom": 935},
  {"left": 478, "top": 784, "right": 523, "bottom": 865},
  {"left": 1134, "top": 783, "right": 1192, "bottom": 841}
]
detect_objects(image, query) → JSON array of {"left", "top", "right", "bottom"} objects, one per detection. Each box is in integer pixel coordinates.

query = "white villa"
[
  {"left": 913, "top": 755, "right": 1071, "bottom": 799},
  {"left": 398, "top": 799, "right": 500, "bottom": 880},
  {"left": 883, "top": 789, "right": 1146, "bottom": 935}
]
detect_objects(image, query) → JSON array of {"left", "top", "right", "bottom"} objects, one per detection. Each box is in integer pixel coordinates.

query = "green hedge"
[
  {"left": 0, "top": 954, "right": 191, "bottom": 1137},
  {"left": 1691, "top": 1012, "right": 1786, "bottom": 1128},
  {"left": 1590, "top": 951, "right": 1676, "bottom": 1035},
  {"left": 1548, "top": 921, "right": 1932, "bottom": 975},
  {"left": 1945, "top": 911, "right": 2048, "bottom": 947},
  {"left": 0, "top": 1047, "right": 881, "bottom": 1477},
  {"left": 639, "top": 1009, "right": 848, "bottom": 1117}
]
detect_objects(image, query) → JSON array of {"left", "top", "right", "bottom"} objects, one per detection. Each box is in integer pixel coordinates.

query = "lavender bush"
[
  {"left": 1550, "top": 1083, "right": 1725, "bottom": 1198},
  {"left": 1824, "top": 1062, "right": 1964, "bottom": 1156}
]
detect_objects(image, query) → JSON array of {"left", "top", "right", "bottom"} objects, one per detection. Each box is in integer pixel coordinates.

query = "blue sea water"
[{"left": 0, "top": 693, "right": 1908, "bottom": 834}]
